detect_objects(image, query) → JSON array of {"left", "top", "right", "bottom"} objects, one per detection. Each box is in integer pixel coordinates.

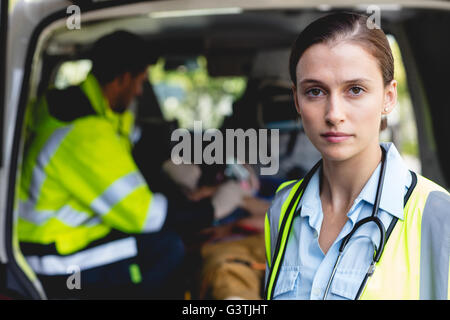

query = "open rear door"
[
  {"left": 0, "top": 0, "right": 7, "bottom": 168},
  {"left": 0, "top": 0, "right": 11, "bottom": 299},
  {"left": 0, "top": 0, "right": 45, "bottom": 300}
]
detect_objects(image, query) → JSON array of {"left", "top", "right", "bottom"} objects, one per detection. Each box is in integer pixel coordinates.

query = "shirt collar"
[
  {"left": 376, "top": 142, "right": 411, "bottom": 220},
  {"left": 344, "top": 142, "right": 410, "bottom": 221},
  {"left": 298, "top": 167, "right": 323, "bottom": 232},
  {"left": 298, "top": 142, "right": 410, "bottom": 224}
]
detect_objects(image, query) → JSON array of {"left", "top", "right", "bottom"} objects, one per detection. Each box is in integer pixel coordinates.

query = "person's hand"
[
  {"left": 162, "top": 160, "right": 201, "bottom": 192},
  {"left": 211, "top": 181, "right": 251, "bottom": 220}
]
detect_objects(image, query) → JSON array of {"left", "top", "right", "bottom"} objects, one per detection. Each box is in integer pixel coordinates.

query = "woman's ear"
[{"left": 382, "top": 80, "right": 398, "bottom": 115}]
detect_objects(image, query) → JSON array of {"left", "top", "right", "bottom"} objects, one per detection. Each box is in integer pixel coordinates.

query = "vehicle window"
[
  {"left": 149, "top": 56, "right": 247, "bottom": 129},
  {"left": 54, "top": 59, "right": 92, "bottom": 89}
]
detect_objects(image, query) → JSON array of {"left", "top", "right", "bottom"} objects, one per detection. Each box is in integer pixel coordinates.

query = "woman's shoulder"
[
  {"left": 267, "top": 179, "right": 303, "bottom": 221},
  {"left": 414, "top": 173, "right": 449, "bottom": 197},
  {"left": 273, "top": 179, "right": 305, "bottom": 201},
  {"left": 275, "top": 179, "right": 300, "bottom": 194},
  {"left": 410, "top": 174, "right": 450, "bottom": 253},
  {"left": 408, "top": 172, "right": 450, "bottom": 217}
]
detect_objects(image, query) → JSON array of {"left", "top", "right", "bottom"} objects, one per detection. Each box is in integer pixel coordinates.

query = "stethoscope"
[
  {"left": 322, "top": 146, "right": 387, "bottom": 300},
  {"left": 267, "top": 146, "right": 389, "bottom": 300}
]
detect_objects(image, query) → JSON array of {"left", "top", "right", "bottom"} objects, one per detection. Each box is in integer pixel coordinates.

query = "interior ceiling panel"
[{"left": 47, "top": 10, "right": 320, "bottom": 55}]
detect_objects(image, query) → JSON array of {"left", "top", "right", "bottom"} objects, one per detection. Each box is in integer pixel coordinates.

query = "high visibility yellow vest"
[
  {"left": 265, "top": 172, "right": 450, "bottom": 300},
  {"left": 18, "top": 74, "right": 167, "bottom": 258}
]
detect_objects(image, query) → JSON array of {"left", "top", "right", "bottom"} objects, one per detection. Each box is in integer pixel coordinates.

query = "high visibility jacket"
[
  {"left": 265, "top": 172, "right": 450, "bottom": 300},
  {"left": 18, "top": 74, "right": 168, "bottom": 262}
]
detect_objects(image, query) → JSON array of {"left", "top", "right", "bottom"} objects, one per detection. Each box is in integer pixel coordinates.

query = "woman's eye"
[
  {"left": 306, "top": 88, "right": 324, "bottom": 97},
  {"left": 349, "top": 86, "right": 363, "bottom": 96}
]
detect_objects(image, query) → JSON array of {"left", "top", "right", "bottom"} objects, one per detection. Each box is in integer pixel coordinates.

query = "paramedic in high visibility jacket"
[
  {"left": 17, "top": 31, "right": 247, "bottom": 299},
  {"left": 264, "top": 13, "right": 450, "bottom": 300}
]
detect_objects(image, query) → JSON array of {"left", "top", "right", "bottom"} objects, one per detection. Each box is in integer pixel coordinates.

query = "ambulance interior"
[{"left": 12, "top": 3, "right": 450, "bottom": 299}]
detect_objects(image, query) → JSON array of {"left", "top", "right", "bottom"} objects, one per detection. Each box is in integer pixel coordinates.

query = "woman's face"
[{"left": 293, "top": 41, "right": 397, "bottom": 162}]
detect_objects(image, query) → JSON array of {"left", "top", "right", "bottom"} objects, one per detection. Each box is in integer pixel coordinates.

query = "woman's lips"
[{"left": 321, "top": 132, "right": 353, "bottom": 143}]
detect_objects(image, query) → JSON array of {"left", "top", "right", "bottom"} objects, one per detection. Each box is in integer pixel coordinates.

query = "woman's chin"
[{"left": 317, "top": 143, "right": 357, "bottom": 162}]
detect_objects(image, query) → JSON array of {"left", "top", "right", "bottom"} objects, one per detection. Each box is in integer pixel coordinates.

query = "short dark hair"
[
  {"left": 89, "top": 30, "right": 150, "bottom": 85},
  {"left": 289, "top": 12, "right": 394, "bottom": 87}
]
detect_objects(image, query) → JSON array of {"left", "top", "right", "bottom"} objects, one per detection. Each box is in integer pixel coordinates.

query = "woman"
[{"left": 264, "top": 12, "right": 450, "bottom": 300}]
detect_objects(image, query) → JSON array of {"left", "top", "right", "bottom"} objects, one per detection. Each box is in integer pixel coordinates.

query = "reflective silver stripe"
[
  {"left": 25, "top": 237, "right": 138, "bottom": 275},
  {"left": 90, "top": 171, "right": 146, "bottom": 216},
  {"left": 29, "top": 126, "right": 73, "bottom": 199},
  {"left": 55, "top": 205, "right": 93, "bottom": 227},
  {"left": 19, "top": 201, "right": 98, "bottom": 228},
  {"left": 142, "top": 193, "right": 168, "bottom": 232},
  {"left": 420, "top": 190, "right": 450, "bottom": 300},
  {"left": 19, "top": 201, "right": 53, "bottom": 225},
  {"left": 19, "top": 126, "right": 76, "bottom": 225},
  {"left": 85, "top": 216, "right": 102, "bottom": 227}
]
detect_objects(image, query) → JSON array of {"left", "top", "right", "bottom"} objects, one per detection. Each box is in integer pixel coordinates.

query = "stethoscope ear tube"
[{"left": 339, "top": 147, "right": 387, "bottom": 255}]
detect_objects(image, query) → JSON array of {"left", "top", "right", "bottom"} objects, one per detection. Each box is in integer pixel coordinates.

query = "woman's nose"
[{"left": 324, "top": 94, "right": 345, "bottom": 126}]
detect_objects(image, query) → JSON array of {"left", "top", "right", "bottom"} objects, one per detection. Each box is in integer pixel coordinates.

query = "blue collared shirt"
[{"left": 272, "top": 142, "right": 413, "bottom": 300}]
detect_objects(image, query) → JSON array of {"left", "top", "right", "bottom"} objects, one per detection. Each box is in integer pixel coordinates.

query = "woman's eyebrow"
[
  {"left": 341, "top": 78, "right": 372, "bottom": 85},
  {"left": 298, "top": 78, "right": 324, "bottom": 86},
  {"left": 299, "top": 78, "right": 371, "bottom": 86}
]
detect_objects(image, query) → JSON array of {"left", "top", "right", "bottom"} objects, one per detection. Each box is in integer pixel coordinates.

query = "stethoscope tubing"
[{"left": 322, "top": 146, "right": 388, "bottom": 300}]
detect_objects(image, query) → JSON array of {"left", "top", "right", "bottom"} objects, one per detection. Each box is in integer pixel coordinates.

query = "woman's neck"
[{"left": 320, "top": 143, "right": 383, "bottom": 216}]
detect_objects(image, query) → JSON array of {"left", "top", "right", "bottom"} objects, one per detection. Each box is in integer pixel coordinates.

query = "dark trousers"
[{"left": 21, "top": 231, "right": 185, "bottom": 299}]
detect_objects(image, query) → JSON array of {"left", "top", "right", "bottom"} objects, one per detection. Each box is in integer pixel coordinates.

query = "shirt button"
[{"left": 313, "top": 230, "right": 319, "bottom": 238}]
